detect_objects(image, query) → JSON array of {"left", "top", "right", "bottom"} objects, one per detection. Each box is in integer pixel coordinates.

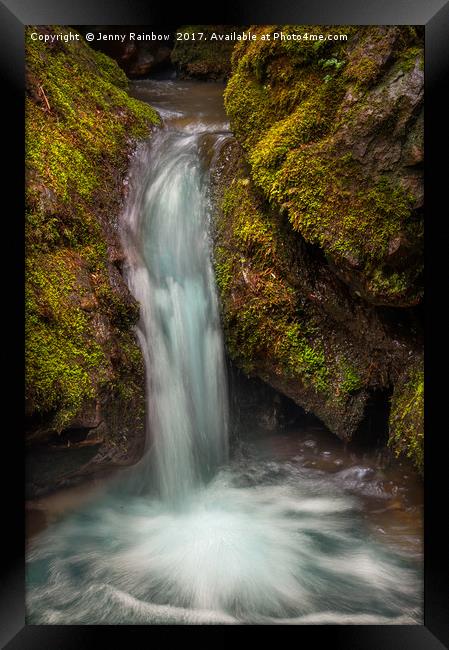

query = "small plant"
[
  {"left": 319, "top": 57, "right": 345, "bottom": 71},
  {"left": 319, "top": 57, "right": 345, "bottom": 83}
]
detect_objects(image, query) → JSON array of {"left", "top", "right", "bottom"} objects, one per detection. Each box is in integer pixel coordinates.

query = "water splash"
[{"left": 26, "top": 456, "right": 422, "bottom": 624}]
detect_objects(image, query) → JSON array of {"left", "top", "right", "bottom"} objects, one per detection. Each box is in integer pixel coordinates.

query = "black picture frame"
[{"left": 2, "top": 0, "right": 447, "bottom": 647}]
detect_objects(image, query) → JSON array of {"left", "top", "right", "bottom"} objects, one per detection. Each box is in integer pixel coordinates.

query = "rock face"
[
  {"left": 389, "top": 358, "right": 424, "bottom": 471},
  {"left": 127, "top": 46, "right": 172, "bottom": 77},
  {"left": 84, "top": 27, "right": 174, "bottom": 78},
  {"left": 171, "top": 26, "right": 243, "bottom": 79},
  {"left": 228, "top": 362, "right": 322, "bottom": 442},
  {"left": 212, "top": 26, "right": 424, "bottom": 472},
  {"left": 223, "top": 26, "right": 423, "bottom": 307},
  {"left": 25, "top": 27, "right": 161, "bottom": 495}
]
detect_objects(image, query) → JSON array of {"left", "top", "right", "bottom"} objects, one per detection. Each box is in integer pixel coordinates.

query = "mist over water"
[{"left": 26, "top": 81, "right": 423, "bottom": 625}]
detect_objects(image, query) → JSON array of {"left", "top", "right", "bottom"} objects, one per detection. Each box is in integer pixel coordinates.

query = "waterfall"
[
  {"left": 25, "top": 81, "right": 423, "bottom": 625},
  {"left": 121, "top": 128, "right": 229, "bottom": 503}
]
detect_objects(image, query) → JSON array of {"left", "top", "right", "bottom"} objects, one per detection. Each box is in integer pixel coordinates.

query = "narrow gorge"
[{"left": 25, "top": 25, "right": 424, "bottom": 625}]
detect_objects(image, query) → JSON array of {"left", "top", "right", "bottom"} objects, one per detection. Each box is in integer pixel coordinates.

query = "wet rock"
[
  {"left": 223, "top": 25, "right": 424, "bottom": 308},
  {"left": 171, "top": 26, "right": 242, "bottom": 80},
  {"left": 84, "top": 28, "right": 174, "bottom": 78},
  {"left": 211, "top": 42, "right": 424, "bottom": 460},
  {"left": 25, "top": 27, "right": 156, "bottom": 495},
  {"left": 127, "top": 47, "right": 172, "bottom": 77},
  {"left": 80, "top": 295, "right": 98, "bottom": 311}
]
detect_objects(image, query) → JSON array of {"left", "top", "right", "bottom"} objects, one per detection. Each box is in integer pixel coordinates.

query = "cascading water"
[
  {"left": 122, "top": 127, "right": 229, "bottom": 504},
  {"left": 26, "top": 80, "right": 423, "bottom": 624}
]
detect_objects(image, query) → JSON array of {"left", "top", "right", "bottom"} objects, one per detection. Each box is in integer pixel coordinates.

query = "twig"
[{"left": 39, "top": 85, "right": 51, "bottom": 112}]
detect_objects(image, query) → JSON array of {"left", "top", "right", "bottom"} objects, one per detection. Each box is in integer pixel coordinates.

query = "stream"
[{"left": 26, "top": 79, "right": 423, "bottom": 625}]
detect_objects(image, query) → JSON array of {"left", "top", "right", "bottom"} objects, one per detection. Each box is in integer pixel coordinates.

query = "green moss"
[
  {"left": 346, "top": 56, "right": 379, "bottom": 85},
  {"left": 26, "top": 31, "right": 159, "bottom": 257},
  {"left": 26, "top": 102, "right": 98, "bottom": 203},
  {"left": 171, "top": 25, "right": 241, "bottom": 79},
  {"left": 389, "top": 363, "right": 424, "bottom": 474},
  {"left": 214, "top": 167, "right": 370, "bottom": 401},
  {"left": 26, "top": 35, "right": 159, "bottom": 207},
  {"left": 397, "top": 46, "right": 424, "bottom": 73},
  {"left": 342, "top": 26, "right": 421, "bottom": 87},
  {"left": 278, "top": 322, "right": 329, "bottom": 392},
  {"left": 214, "top": 247, "right": 234, "bottom": 294},
  {"left": 367, "top": 267, "right": 417, "bottom": 299},
  {"left": 214, "top": 144, "right": 384, "bottom": 414},
  {"left": 25, "top": 26, "right": 158, "bottom": 430},
  {"left": 92, "top": 49, "right": 128, "bottom": 88},
  {"left": 282, "top": 164, "right": 416, "bottom": 259},
  {"left": 25, "top": 250, "right": 109, "bottom": 430},
  {"left": 223, "top": 26, "right": 423, "bottom": 305},
  {"left": 215, "top": 27, "right": 423, "bottom": 443},
  {"left": 338, "top": 360, "right": 364, "bottom": 396},
  {"left": 216, "top": 179, "right": 298, "bottom": 372},
  {"left": 224, "top": 25, "right": 352, "bottom": 150},
  {"left": 255, "top": 131, "right": 418, "bottom": 303},
  {"left": 224, "top": 73, "right": 274, "bottom": 150},
  {"left": 247, "top": 78, "right": 345, "bottom": 198}
]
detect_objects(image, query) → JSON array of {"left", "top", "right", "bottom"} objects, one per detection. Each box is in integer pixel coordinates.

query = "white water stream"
[{"left": 26, "top": 80, "right": 423, "bottom": 624}]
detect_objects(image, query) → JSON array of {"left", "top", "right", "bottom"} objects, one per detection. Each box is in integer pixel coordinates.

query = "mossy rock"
[
  {"left": 389, "top": 359, "right": 424, "bottom": 474},
  {"left": 211, "top": 138, "right": 402, "bottom": 440},
  {"left": 25, "top": 26, "right": 159, "bottom": 472},
  {"left": 171, "top": 26, "right": 243, "bottom": 79},
  {"left": 224, "top": 25, "right": 424, "bottom": 306},
  {"left": 212, "top": 133, "right": 423, "bottom": 450}
]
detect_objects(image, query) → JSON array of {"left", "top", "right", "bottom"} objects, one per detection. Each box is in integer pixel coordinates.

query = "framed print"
[{"left": 1, "top": 0, "right": 447, "bottom": 647}]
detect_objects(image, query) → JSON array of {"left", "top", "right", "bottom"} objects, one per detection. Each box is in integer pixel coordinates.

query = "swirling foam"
[{"left": 26, "top": 466, "right": 422, "bottom": 624}]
